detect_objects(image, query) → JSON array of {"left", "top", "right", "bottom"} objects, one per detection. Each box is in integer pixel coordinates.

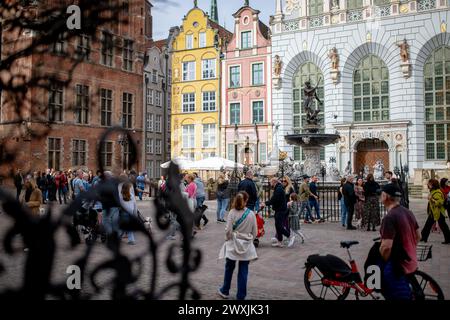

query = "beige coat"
[
  {"left": 19, "top": 187, "right": 42, "bottom": 216},
  {"left": 219, "top": 208, "right": 258, "bottom": 261}
]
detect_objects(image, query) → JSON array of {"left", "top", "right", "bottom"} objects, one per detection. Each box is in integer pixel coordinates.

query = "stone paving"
[{"left": 0, "top": 198, "right": 449, "bottom": 300}]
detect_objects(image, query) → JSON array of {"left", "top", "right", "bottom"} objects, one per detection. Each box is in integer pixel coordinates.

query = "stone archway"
[{"left": 354, "top": 139, "right": 389, "bottom": 174}]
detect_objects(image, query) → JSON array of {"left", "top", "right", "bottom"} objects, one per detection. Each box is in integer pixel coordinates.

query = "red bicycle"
[{"left": 304, "top": 239, "right": 444, "bottom": 300}]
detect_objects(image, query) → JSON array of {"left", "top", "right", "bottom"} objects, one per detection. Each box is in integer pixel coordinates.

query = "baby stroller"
[
  {"left": 253, "top": 209, "right": 265, "bottom": 248},
  {"left": 73, "top": 203, "right": 106, "bottom": 245}
]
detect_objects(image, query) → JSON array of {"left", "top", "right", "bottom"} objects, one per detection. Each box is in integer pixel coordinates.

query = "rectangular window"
[
  {"left": 155, "top": 161, "right": 161, "bottom": 178},
  {"left": 100, "top": 88, "right": 113, "bottom": 126},
  {"left": 259, "top": 143, "right": 267, "bottom": 163},
  {"left": 147, "top": 160, "right": 154, "bottom": 178},
  {"left": 182, "top": 93, "right": 195, "bottom": 113},
  {"left": 230, "top": 103, "right": 240, "bottom": 125},
  {"left": 122, "top": 92, "right": 133, "bottom": 129},
  {"left": 183, "top": 152, "right": 195, "bottom": 161},
  {"left": 227, "top": 143, "right": 235, "bottom": 161},
  {"left": 241, "top": 31, "right": 252, "bottom": 49},
  {"left": 186, "top": 34, "right": 193, "bottom": 49},
  {"left": 72, "top": 139, "right": 87, "bottom": 167},
  {"left": 182, "top": 124, "right": 195, "bottom": 148},
  {"left": 147, "top": 89, "right": 154, "bottom": 105},
  {"left": 52, "top": 33, "right": 65, "bottom": 54},
  {"left": 202, "top": 91, "right": 216, "bottom": 111},
  {"left": 252, "top": 101, "right": 264, "bottom": 124},
  {"left": 155, "top": 91, "right": 161, "bottom": 107},
  {"left": 75, "top": 84, "right": 89, "bottom": 124},
  {"left": 48, "top": 138, "right": 62, "bottom": 170},
  {"left": 155, "top": 115, "right": 162, "bottom": 132},
  {"left": 229, "top": 66, "right": 241, "bottom": 88},
  {"left": 252, "top": 63, "right": 264, "bottom": 86},
  {"left": 76, "top": 34, "right": 90, "bottom": 60},
  {"left": 48, "top": 82, "right": 63, "bottom": 122},
  {"left": 147, "top": 113, "right": 154, "bottom": 131},
  {"left": 123, "top": 39, "right": 134, "bottom": 71},
  {"left": 202, "top": 124, "right": 216, "bottom": 148},
  {"left": 123, "top": 143, "right": 132, "bottom": 169},
  {"left": 183, "top": 61, "right": 195, "bottom": 81},
  {"left": 100, "top": 141, "right": 113, "bottom": 167},
  {"left": 199, "top": 32, "right": 206, "bottom": 48},
  {"left": 155, "top": 139, "right": 162, "bottom": 154},
  {"left": 146, "top": 138, "right": 153, "bottom": 154},
  {"left": 202, "top": 59, "right": 216, "bottom": 79},
  {"left": 101, "top": 32, "right": 114, "bottom": 66},
  {"left": 152, "top": 69, "right": 157, "bottom": 83}
]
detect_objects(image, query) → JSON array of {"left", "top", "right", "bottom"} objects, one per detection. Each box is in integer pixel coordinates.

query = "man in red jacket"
[{"left": 55, "top": 170, "right": 68, "bottom": 204}]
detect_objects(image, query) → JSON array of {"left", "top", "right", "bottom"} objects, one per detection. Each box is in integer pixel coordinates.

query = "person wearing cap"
[
  {"left": 379, "top": 183, "right": 421, "bottom": 300},
  {"left": 299, "top": 175, "right": 316, "bottom": 223},
  {"left": 420, "top": 179, "right": 450, "bottom": 244}
]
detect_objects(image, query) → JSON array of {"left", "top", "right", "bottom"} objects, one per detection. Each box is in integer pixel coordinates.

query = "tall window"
[
  {"left": 199, "top": 32, "right": 206, "bottom": 48},
  {"left": 229, "top": 66, "right": 241, "bottom": 88},
  {"left": 186, "top": 34, "right": 193, "bottom": 49},
  {"left": 182, "top": 93, "right": 195, "bottom": 112},
  {"left": 76, "top": 34, "right": 90, "bottom": 60},
  {"left": 123, "top": 39, "right": 134, "bottom": 71},
  {"left": 183, "top": 61, "right": 195, "bottom": 81},
  {"left": 75, "top": 84, "right": 89, "bottom": 124},
  {"left": 152, "top": 69, "right": 158, "bottom": 83},
  {"left": 155, "top": 139, "right": 162, "bottom": 154},
  {"left": 241, "top": 31, "right": 252, "bottom": 49},
  {"left": 292, "top": 62, "right": 325, "bottom": 161},
  {"left": 72, "top": 140, "right": 87, "bottom": 166},
  {"left": 182, "top": 124, "right": 195, "bottom": 148},
  {"left": 100, "top": 141, "right": 113, "bottom": 167},
  {"left": 146, "top": 138, "right": 154, "bottom": 154},
  {"left": 100, "top": 88, "right": 112, "bottom": 126},
  {"left": 202, "top": 91, "right": 216, "bottom": 111},
  {"left": 147, "top": 89, "right": 154, "bottom": 105},
  {"left": 48, "top": 82, "right": 63, "bottom": 122},
  {"left": 147, "top": 160, "right": 154, "bottom": 178},
  {"left": 155, "top": 91, "right": 161, "bottom": 106},
  {"left": 155, "top": 115, "right": 162, "bottom": 132},
  {"left": 48, "top": 138, "right": 61, "bottom": 170},
  {"left": 122, "top": 92, "right": 133, "bottom": 129},
  {"left": 230, "top": 103, "right": 240, "bottom": 125},
  {"left": 259, "top": 143, "right": 267, "bottom": 163},
  {"left": 123, "top": 143, "right": 131, "bottom": 169},
  {"left": 202, "top": 59, "right": 216, "bottom": 79},
  {"left": 147, "top": 113, "right": 154, "bottom": 131},
  {"left": 101, "top": 32, "right": 114, "bottom": 66},
  {"left": 347, "top": 0, "right": 363, "bottom": 9},
  {"left": 252, "top": 101, "right": 264, "bottom": 123},
  {"left": 202, "top": 124, "right": 216, "bottom": 148},
  {"left": 424, "top": 46, "right": 450, "bottom": 160},
  {"left": 309, "top": 0, "right": 324, "bottom": 15},
  {"left": 155, "top": 161, "right": 161, "bottom": 178},
  {"left": 227, "top": 143, "right": 235, "bottom": 161},
  {"left": 252, "top": 63, "right": 264, "bottom": 86},
  {"left": 353, "top": 55, "right": 389, "bottom": 122}
]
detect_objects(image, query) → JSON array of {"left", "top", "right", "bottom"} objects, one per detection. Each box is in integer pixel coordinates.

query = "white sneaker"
[
  {"left": 288, "top": 235, "right": 296, "bottom": 248},
  {"left": 218, "top": 289, "right": 229, "bottom": 299},
  {"left": 271, "top": 237, "right": 278, "bottom": 243},
  {"left": 272, "top": 242, "right": 284, "bottom": 248}
]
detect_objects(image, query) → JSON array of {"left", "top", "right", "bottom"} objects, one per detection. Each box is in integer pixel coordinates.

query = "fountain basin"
[{"left": 285, "top": 133, "right": 340, "bottom": 148}]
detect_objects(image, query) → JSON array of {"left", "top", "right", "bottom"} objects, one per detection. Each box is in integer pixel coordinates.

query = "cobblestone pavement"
[{"left": 0, "top": 199, "right": 449, "bottom": 300}]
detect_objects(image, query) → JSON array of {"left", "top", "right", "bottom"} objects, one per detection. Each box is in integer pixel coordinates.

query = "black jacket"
[
  {"left": 343, "top": 181, "right": 357, "bottom": 206},
  {"left": 217, "top": 181, "right": 230, "bottom": 199},
  {"left": 238, "top": 178, "right": 257, "bottom": 210},
  {"left": 265, "top": 183, "right": 287, "bottom": 213},
  {"left": 364, "top": 180, "right": 380, "bottom": 197}
]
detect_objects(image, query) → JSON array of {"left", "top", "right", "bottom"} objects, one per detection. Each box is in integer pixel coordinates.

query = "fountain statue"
[{"left": 284, "top": 80, "right": 340, "bottom": 177}]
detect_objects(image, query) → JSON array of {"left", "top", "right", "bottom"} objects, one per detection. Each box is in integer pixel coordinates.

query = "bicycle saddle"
[{"left": 340, "top": 241, "right": 359, "bottom": 248}]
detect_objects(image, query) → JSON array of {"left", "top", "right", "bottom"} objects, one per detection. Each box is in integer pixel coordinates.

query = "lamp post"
[
  {"left": 118, "top": 134, "right": 129, "bottom": 170},
  {"left": 230, "top": 123, "right": 239, "bottom": 200}
]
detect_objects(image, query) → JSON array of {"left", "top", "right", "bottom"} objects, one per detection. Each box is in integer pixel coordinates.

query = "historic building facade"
[
  {"left": 221, "top": 3, "right": 273, "bottom": 166},
  {"left": 270, "top": 0, "right": 450, "bottom": 181},
  {"left": 143, "top": 32, "right": 175, "bottom": 179},
  {"left": 170, "top": 4, "right": 232, "bottom": 161},
  {"left": 0, "top": 0, "right": 150, "bottom": 177}
]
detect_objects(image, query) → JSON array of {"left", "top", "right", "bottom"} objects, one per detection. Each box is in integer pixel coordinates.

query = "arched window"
[
  {"left": 309, "top": 0, "right": 323, "bottom": 16},
  {"left": 424, "top": 46, "right": 450, "bottom": 160},
  {"left": 292, "top": 62, "right": 324, "bottom": 161},
  {"left": 347, "top": 0, "right": 363, "bottom": 9},
  {"left": 353, "top": 55, "right": 389, "bottom": 122}
]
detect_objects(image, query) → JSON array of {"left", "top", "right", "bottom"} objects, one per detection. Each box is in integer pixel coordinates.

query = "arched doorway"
[{"left": 354, "top": 139, "right": 389, "bottom": 174}]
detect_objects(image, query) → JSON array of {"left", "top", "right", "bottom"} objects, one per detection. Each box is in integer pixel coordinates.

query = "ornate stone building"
[{"left": 270, "top": 0, "right": 450, "bottom": 183}]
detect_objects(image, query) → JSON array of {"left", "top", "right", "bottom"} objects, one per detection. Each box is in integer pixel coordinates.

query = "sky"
[{"left": 151, "top": 0, "right": 276, "bottom": 40}]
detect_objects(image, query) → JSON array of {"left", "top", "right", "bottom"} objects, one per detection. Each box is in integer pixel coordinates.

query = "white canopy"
[
  {"left": 160, "top": 157, "right": 194, "bottom": 170},
  {"left": 190, "top": 157, "right": 244, "bottom": 171}
]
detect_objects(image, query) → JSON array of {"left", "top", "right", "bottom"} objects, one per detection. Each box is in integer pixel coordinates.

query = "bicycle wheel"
[
  {"left": 410, "top": 270, "right": 445, "bottom": 300},
  {"left": 304, "top": 264, "right": 350, "bottom": 300}
]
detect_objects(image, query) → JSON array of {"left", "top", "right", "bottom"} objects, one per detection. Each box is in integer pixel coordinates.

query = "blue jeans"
[
  {"left": 309, "top": 199, "right": 321, "bottom": 219},
  {"left": 381, "top": 260, "right": 412, "bottom": 300},
  {"left": 340, "top": 198, "right": 348, "bottom": 226},
  {"left": 217, "top": 198, "right": 230, "bottom": 220},
  {"left": 300, "top": 201, "right": 313, "bottom": 221},
  {"left": 196, "top": 196, "right": 205, "bottom": 208},
  {"left": 220, "top": 258, "right": 249, "bottom": 300},
  {"left": 137, "top": 192, "right": 143, "bottom": 201},
  {"left": 102, "top": 207, "right": 120, "bottom": 235}
]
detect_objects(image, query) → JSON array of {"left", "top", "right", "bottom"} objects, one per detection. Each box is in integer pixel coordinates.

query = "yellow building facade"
[{"left": 170, "top": 7, "right": 231, "bottom": 161}]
